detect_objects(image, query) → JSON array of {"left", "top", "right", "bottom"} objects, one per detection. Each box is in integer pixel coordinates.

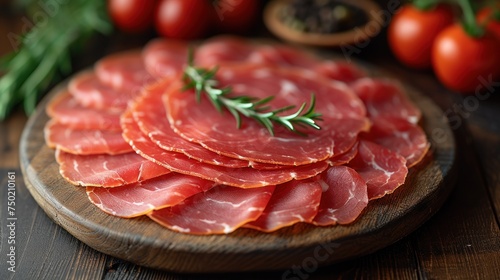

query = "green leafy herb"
[
  {"left": 0, "top": 0, "right": 112, "bottom": 119},
  {"left": 182, "top": 51, "right": 322, "bottom": 136}
]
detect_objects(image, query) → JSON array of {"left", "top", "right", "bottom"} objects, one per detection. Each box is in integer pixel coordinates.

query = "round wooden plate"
[{"left": 20, "top": 67, "right": 457, "bottom": 273}]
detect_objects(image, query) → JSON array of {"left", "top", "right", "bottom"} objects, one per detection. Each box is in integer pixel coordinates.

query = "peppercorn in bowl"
[{"left": 264, "top": 0, "right": 384, "bottom": 47}]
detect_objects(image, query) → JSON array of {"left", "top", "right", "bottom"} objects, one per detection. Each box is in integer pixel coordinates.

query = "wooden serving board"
[{"left": 20, "top": 69, "right": 457, "bottom": 273}]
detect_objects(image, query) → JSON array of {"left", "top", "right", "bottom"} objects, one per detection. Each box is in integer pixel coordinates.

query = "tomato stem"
[
  {"left": 493, "top": 9, "right": 500, "bottom": 21},
  {"left": 457, "top": 0, "right": 485, "bottom": 37}
]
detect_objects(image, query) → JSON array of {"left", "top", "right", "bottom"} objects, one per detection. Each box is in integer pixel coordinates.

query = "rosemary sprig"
[
  {"left": 0, "top": 0, "right": 112, "bottom": 119},
  {"left": 182, "top": 52, "right": 322, "bottom": 136}
]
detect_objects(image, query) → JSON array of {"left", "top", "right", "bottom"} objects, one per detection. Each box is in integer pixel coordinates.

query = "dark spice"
[{"left": 280, "top": 0, "right": 368, "bottom": 34}]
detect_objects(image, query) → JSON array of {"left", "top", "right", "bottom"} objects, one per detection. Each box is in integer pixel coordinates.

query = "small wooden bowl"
[{"left": 264, "top": 0, "right": 384, "bottom": 47}]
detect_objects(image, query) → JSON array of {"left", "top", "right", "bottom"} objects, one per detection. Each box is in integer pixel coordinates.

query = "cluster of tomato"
[
  {"left": 107, "top": 0, "right": 260, "bottom": 39},
  {"left": 388, "top": 3, "right": 500, "bottom": 94}
]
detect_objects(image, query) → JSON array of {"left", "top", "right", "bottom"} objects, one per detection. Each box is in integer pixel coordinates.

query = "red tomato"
[
  {"left": 108, "top": 0, "right": 157, "bottom": 33},
  {"left": 155, "top": 0, "right": 213, "bottom": 39},
  {"left": 432, "top": 24, "right": 500, "bottom": 93},
  {"left": 388, "top": 4, "right": 455, "bottom": 69},
  {"left": 212, "top": 0, "right": 260, "bottom": 33},
  {"left": 477, "top": 6, "right": 500, "bottom": 39}
]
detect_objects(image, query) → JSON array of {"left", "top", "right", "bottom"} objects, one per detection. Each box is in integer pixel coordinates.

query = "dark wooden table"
[{"left": 1, "top": 3, "right": 500, "bottom": 280}]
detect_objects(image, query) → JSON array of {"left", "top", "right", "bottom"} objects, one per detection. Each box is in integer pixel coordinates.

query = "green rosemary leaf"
[
  {"left": 253, "top": 96, "right": 274, "bottom": 109},
  {"left": 226, "top": 106, "right": 242, "bottom": 128},
  {"left": 256, "top": 117, "right": 275, "bottom": 136},
  {"left": 0, "top": 52, "right": 16, "bottom": 70},
  {"left": 209, "top": 93, "right": 224, "bottom": 112},
  {"left": 203, "top": 66, "right": 219, "bottom": 80},
  {"left": 0, "top": 0, "right": 111, "bottom": 119}
]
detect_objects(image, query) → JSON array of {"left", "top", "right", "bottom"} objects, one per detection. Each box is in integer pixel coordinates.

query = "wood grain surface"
[{"left": 19, "top": 67, "right": 456, "bottom": 272}]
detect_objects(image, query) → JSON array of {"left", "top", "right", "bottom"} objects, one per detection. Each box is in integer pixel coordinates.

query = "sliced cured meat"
[
  {"left": 166, "top": 65, "right": 369, "bottom": 165},
  {"left": 46, "top": 92, "right": 121, "bottom": 131},
  {"left": 147, "top": 36, "right": 366, "bottom": 83},
  {"left": 347, "top": 140, "right": 408, "bottom": 200},
  {"left": 354, "top": 79, "right": 428, "bottom": 167},
  {"left": 196, "top": 38, "right": 366, "bottom": 83},
  {"left": 194, "top": 36, "right": 255, "bottom": 67},
  {"left": 87, "top": 173, "right": 214, "bottom": 217},
  {"left": 142, "top": 38, "right": 188, "bottom": 78},
  {"left": 45, "top": 120, "right": 132, "bottom": 155},
  {"left": 312, "top": 166, "right": 368, "bottom": 225},
  {"left": 148, "top": 185, "right": 275, "bottom": 234},
  {"left": 68, "top": 71, "right": 135, "bottom": 111},
  {"left": 95, "top": 50, "right": 155, "bottom": 92},
  {"left": 352, "top": 78, "right": 421, "bottom": 124},
  {"left": 249, "top": 44, "right": 365, "bottom": 83},
  {"left": 326, "top": 141, "right": 359, "bottom": 166},
  {"left": 314, "top": 61, "right": 365, "bottom": 83},
  {"left": 132, "top": 79, "right": 281, "bottom": 169},
  {"left": 248, "top": 44, "right": 317, "bottom": 67},
  {"left": 44, "top": 36, "right": 429, "bottom": 235},
  {"left": 56, "top": 150, "right": 169, "bottom": 187},
  {"left": 122, "top": 110, "right": 328, "bottom": 187},
  {"left": 132, "top": 79, "right": 248, "bottom": 168},
  {"left": 244, "top": 180, "right": 322, "bottom": 232},
  {"left": 362, "top": 117, "right": 429, "bottom": 167}
]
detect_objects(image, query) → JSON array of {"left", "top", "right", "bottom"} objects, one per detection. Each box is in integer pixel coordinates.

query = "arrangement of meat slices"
[{"left": 44, "top": 36, "right": 430, "bottom": 235}]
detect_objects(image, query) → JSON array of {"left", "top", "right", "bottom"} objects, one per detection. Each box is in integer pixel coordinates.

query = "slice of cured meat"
[
  {"left": 244, "top": 180, "right": 322, "bottom": 232},
  {"left": 166, "top": 65, "right": 369, "bottom": 165},
  {"left": 46, "top": 92, "right": 121, "bottom": 131},
  {"left": 352, "top": 78, "right": 421, "bottom": 124},
  {"left": 95, "top": 50, "right": 155, "bottom": 92},
  {"left": 326, "top": 141, "right": 359, "bottom": 166},
  {"left": 87, "top": 173, "right": 214, "bottom": 217},
  {"left": 347, "top": 140, "right": 408, "bottom": 200},
  {"left": 121, "top": 110, "right": 328, "bottom": 188},
  {"left": 362, "top": 117, "right": 429, "bottom": 168},
  {"left": 148, "top": 185, "right": 275, "bottom": 234},
  {"left": 56, "top": 150, "right": 169, "bottom": 187},
  {"left": 314, "top": 61, "right": 365, "bottom": 83},
  {"left": 68, "top": 71, "right": 135, "bottom": 111},
  {"left": 312, "top": 166, "right": 368, "bottom": 225},
  {"left": 142, "top": 38, "right": 188, "bottom": 78},
  {"left": 194, "top": 36, "right": 256, "bottom": 67},
  {"left": 45, "top": 120, "right": 132, "bottom": 155}
]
